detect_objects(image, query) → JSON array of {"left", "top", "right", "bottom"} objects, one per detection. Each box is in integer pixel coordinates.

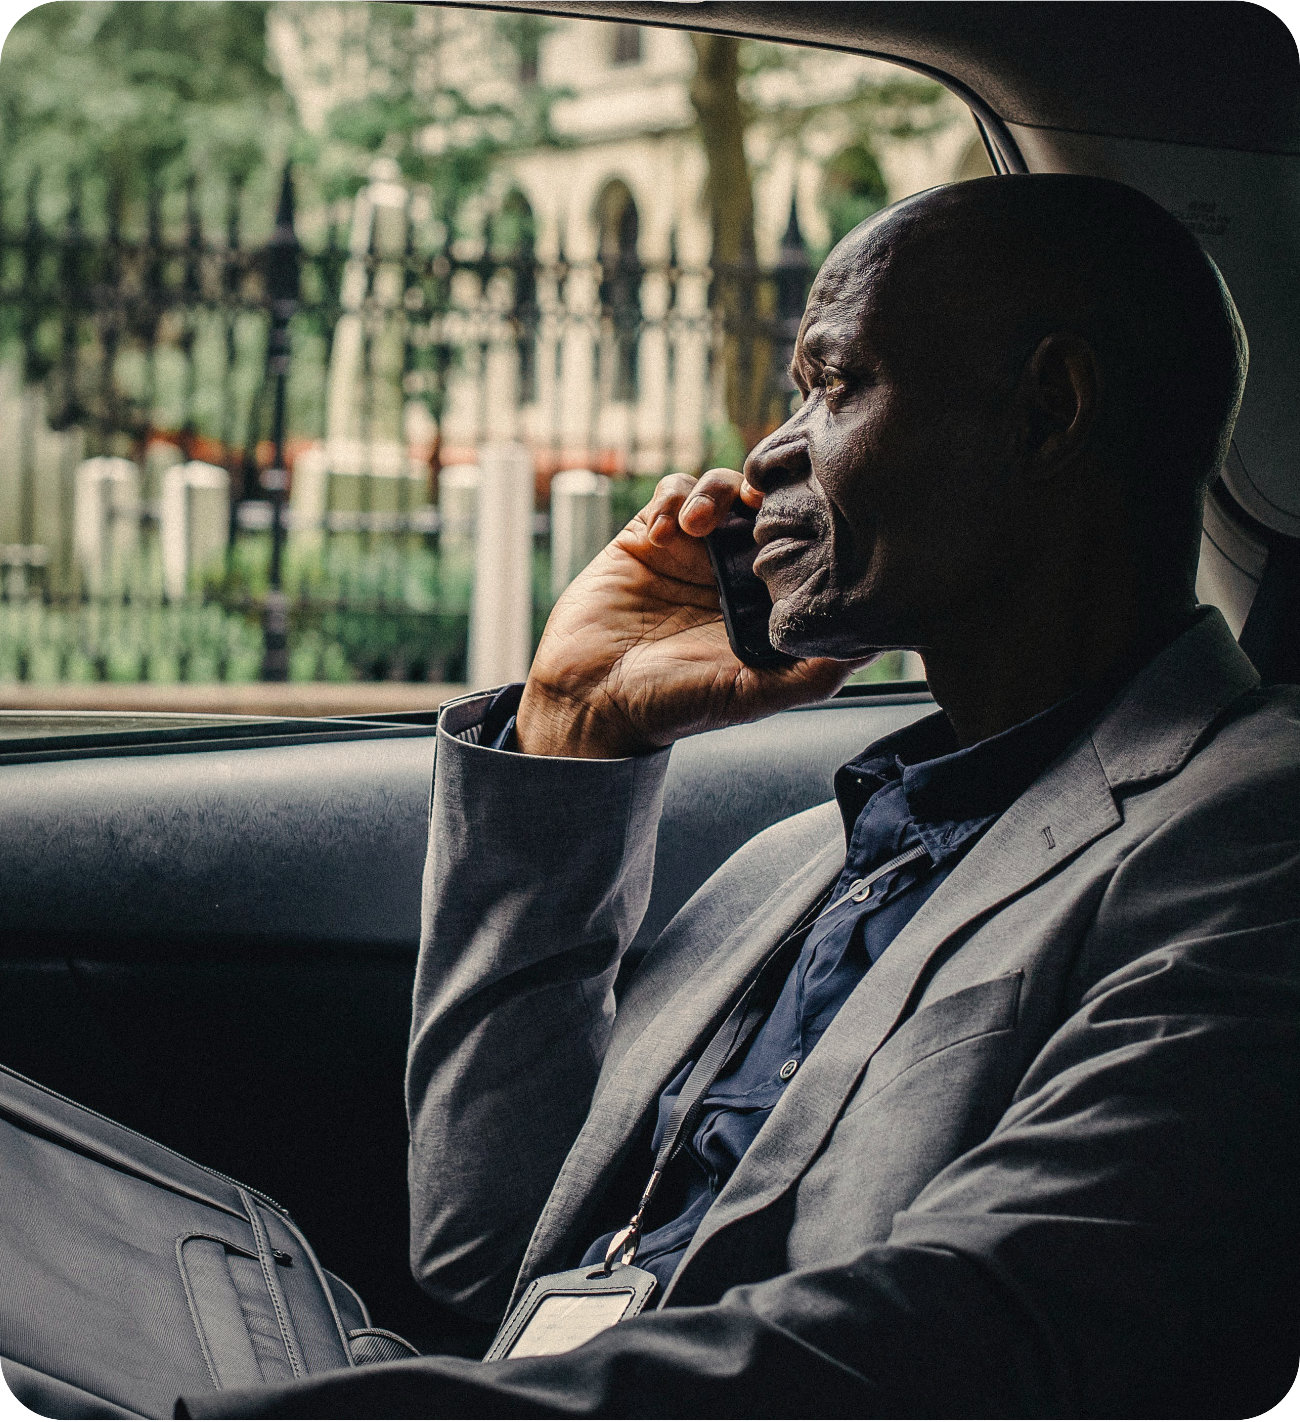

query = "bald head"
[
  {"left": 820, "top": 175, "right": 1248, "bottom": 570},
  {"left": 743, "top": 174, "right": 1249, "bottom": 735}
]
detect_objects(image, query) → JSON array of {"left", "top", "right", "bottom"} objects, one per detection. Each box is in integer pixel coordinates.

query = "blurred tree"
[
  {"left": 0, "top": 2, "right": 288, "bottom": 208},
  {"left": 689, "top": 33, "right": 766, "bottom": 451},
  {"left": 281, "top": 4, "right": 566, "bottom": 229},
  {"left": 688, "top": 35, "right": 957, "bottom": 450}
]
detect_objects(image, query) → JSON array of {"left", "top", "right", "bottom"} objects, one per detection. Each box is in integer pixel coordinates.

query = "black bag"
[{"left": 0, "top": 1060, "right": 414, "bottom": 1418}]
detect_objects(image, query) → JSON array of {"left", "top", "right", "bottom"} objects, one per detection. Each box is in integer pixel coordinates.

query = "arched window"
[
  {"left": 820, "top": 143, "right": 889, "bottom": 248},
  {"left": 594, "top": 180, "right": 641, "bottom": 402},
  {"left": 497, "top": 190, "right": 538, "bottom": 403}
]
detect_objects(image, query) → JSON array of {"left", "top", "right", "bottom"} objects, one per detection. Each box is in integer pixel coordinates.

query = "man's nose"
[{"left": 743, "top": 421, "right": 813, "bottom": 495}]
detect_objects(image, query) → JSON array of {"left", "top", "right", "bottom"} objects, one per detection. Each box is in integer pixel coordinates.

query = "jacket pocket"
[{"left": 847, "top": 971, "right": 1023, "bottom": 1115}]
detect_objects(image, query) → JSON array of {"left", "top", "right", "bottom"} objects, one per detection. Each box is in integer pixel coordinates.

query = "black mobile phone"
[{"left": 704, "top": 501, "right": 797, "bottom": 669}]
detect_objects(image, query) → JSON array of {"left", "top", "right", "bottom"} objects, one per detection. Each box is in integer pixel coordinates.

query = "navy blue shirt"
[
  {"left": 470, "top": 679, "right": 1112, "bottom": 1291},
  {"left": 574, "top": 688, "right": 1112, "bottom": 1291}
]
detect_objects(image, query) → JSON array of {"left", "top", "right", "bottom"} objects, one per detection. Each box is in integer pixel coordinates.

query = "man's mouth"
[
  {"left": 752, "top": 531, "right": 814, "bottom": 580},
  {"left": 752, "top": 515, "right": 819, "bottom": 577},
  {"left": 753, "top": 514, "right": 817, "bottom": 547}
]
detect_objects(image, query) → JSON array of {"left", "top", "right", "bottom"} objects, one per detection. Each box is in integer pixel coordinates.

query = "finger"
[
  {"left": 639, "top": 473, "right": 699, "bottom": 546},
  {"left": 678, "top": 467, "right": 746, "bottom": 536}
]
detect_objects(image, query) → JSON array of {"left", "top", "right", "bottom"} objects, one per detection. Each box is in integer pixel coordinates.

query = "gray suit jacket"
[{"left": 184, "top": 608, "right": 1300, "bottom": 1418}]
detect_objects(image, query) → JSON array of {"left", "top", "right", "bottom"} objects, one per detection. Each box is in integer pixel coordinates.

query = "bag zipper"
[{"left": 0, "top": 1060, "right": 289, "bottom": 1217}]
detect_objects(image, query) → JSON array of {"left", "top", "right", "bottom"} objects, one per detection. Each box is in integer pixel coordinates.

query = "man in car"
[{"left": 183, "top": 174, "right": 1300, "bottom": 1417}]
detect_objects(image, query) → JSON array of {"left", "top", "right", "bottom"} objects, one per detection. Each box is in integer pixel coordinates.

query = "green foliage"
[
  {"left": 287, "top": 604, "right": 468, "bottom": 684},
  {"left": 0, "top": 531, "right": 483, "bottom": 686},
  {"left": 848, "top": 73, "right": 952, "bottom": 142},
  {"left": 0, "top": 2, "right": 288, "bottom": 204},
  {"left": 0, "top": 587, "right": 474, "bottom": 687},
  {"left": 610, "top": 474, "right": 661, "bottom": 530},
  {"left": 212, "top": 531, "right": 478, "bottom": 682},
  {"left": 733, "top": 42, "right": 957, "bottom": 258},
  {"left": 704, "top": 421, "right": 748, "bottom": 473},
  {"left": 295, "top": 4, "right": 567, "bottom": 223},
  {"left": 494, "top": 14, "right": 546, "bottom": 71},
  {"left": 0, "top": 595, "right": 264, "bottom": 684}
]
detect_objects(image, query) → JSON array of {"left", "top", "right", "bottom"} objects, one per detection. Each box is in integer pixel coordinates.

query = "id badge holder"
[
  {"left": 484, "top": 1262, "right": 657, "bottom": 1362},
  {"left": 483, "top": 929, "right": 812, "bottom": 1367}
]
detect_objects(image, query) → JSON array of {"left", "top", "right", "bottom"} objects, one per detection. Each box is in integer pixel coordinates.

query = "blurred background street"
[{"left": 0, "top": 4, "right": 988, "bottom": 711}]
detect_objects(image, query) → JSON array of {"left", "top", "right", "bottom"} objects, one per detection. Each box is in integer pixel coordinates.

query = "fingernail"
[
  {"left": 648, "top": 513, "right": 675, "bottom": 542},
  {"left": 680, "top": 496, "right": 706, "bottom": 519}
]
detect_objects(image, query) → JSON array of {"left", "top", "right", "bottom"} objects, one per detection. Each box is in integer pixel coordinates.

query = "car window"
[{"left": 0, "top": 4, "right": 992, "bottom": 711}]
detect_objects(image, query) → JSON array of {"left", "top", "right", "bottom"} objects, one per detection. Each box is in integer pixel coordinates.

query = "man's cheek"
[{"left": 825, "top": 496, "right": 877, "bottom": 591}]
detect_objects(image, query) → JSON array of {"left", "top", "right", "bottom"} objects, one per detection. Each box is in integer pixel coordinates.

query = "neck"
[{"left": 921, "top": 552, "right": 1196, "bottom": 748}]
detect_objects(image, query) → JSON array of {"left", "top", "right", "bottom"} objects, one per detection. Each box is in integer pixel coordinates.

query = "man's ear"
[{"left": 1018, "top": 332, "right": 1099, "bottom": 481}]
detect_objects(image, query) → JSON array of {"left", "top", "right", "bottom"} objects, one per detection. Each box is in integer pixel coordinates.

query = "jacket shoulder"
[
  {"left": 1140, "top": 682, "right": 1300, "bottom": 812},
  {"left": 1080, "top": 684, "right": 1300, "bottom": 988}
]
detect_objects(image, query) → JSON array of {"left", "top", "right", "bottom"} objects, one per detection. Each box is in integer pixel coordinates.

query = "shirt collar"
[{"left": 833, "top": 677, "right": 1121, "bottom": 846}]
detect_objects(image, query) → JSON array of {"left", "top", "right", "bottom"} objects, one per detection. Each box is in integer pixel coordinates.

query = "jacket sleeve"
[
  {"left": 192, "top": 747, "right": 1300, "bottom": 1418},
  {"left": 405, "top": 691, "right": 671, "bottom": 1322}
]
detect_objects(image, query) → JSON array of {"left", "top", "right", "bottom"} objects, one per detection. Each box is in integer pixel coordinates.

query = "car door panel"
[{"left": 0, "top": 694, "right": 930, "bottom": 1345}]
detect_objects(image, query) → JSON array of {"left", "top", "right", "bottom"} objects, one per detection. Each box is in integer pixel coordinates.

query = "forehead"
[
  {"left": 797, "top": 229, "right": 900, "bottom": 362},
  {"left": 797, "top": 209, "right": 992, "bottom": 374}
]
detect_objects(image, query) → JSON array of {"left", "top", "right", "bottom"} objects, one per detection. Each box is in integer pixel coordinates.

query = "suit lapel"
[
  {"left": 513, "top": 608, "right": 1256, "bottom": 1312},
  {"left": 664, "top": 611, "right": 1258, "bottom": 1298},
  {"left": 663, "top": 732, "right": 1121, "bottom": 1301},
  {"left": 507, "top": 837, "right": 845, "bottom": 1307}
]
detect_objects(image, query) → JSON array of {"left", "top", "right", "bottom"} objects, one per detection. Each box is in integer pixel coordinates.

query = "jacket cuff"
[
  {"left": 444, "top": 683, "right": 524, "bottom": 748},
  {"left": 430, "top": 689, "right": 672, "bottom": 921}
]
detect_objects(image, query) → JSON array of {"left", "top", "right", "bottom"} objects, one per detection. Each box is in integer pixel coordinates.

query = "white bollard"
[
  {"left": 469, "top": 442, "right": 535, "bottom": 688},
  {"left": 549, "top": 468, "right": 612, "bottom": 600},
  {"left": 73, "top": 456, "right": 140, "bottom": 595},
  {"left": 437, "top": 464, "right": 480, "bottom": 555},
  {"left": 160, "top": 461, "right": 230, "bottom": 601},
  {"left": 287, "top": 443, "right": 328, "bottom": 555}
]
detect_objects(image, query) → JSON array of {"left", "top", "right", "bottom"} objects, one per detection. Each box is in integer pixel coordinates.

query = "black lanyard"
[{"left": 599, "top": 842, "right": 929, "bottom": 1273}]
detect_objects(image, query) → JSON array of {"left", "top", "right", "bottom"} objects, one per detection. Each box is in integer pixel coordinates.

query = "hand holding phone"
[
  {"left": 704, "top": 501, "right": 797, "bottom": 669},
  {"left": 517, "top": 469, "right": 851, "bottom": 758}
]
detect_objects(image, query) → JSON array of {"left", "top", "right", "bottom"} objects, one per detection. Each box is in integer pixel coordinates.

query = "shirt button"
[{"left": 779, "top": 1059, "right": 800, "bottom": 1081}]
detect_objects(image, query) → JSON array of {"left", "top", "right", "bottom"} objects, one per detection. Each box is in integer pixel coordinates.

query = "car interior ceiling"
[{"left": 1, "top": 1, "right": 1297, "bottom": 1357}]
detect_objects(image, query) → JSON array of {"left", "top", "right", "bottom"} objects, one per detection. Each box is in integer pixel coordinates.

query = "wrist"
[{"left": 515, "top": 681, "right": 648, "bottom": 759}]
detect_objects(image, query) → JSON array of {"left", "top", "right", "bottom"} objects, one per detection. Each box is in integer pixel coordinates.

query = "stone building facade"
[{"left": 269, "top": 7, "right": 992, "bottom": 473}]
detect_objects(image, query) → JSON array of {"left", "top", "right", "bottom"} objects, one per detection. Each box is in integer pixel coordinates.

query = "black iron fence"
[{"left": 0, "top": 163, "right": 815, "bottom": 685}]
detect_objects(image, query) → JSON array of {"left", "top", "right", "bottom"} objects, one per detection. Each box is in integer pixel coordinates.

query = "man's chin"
[
  {"left": 770, "top": 596, "right": 917, "bottom": 662},
  {"left": 770, "top": 600, "right": 876, "bottom": 661}
]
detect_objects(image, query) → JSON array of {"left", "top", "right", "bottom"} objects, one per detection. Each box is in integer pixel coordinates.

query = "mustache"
[{"left": 754, "top": 494, "right": 832, "bottom": 544}]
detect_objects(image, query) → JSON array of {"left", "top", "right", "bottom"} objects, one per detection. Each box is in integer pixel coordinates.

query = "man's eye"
[{"left": 821, "top": 370, "right": 847, "bottom": 398}]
